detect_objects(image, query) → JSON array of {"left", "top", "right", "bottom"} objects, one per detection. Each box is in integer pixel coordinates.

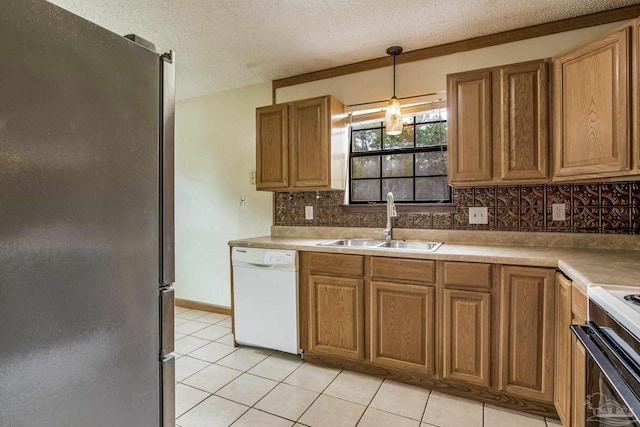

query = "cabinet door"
[
  {"left": 571, "top": 336, "right": 586, "bottom": 427},
  {"left": 499, "top": 266, "right": 555, "bottom": 402},
  {"left": 371, "top": 281, "right": 436, "bottom": 375},
  {"left": 447, "top": 70, "right": 493, "bottom": 183},
  {"left": 554, "top": 274, "right": 572, "bottom": 425},
  {"left": 553, "top": 27, "right": 631, "bottom": 179},
  {"left": 309, "top": 274, "right": 364, "bottom": 360},
  {"left": 290, "top": 96, "right": 329, "bottom": 188},
  {"left": 256, "top": 103, "right": 289, "bottom": 190},
  {"left": 634, "top": 18, "right": 640, "bottom": 173},
  {"left": 498, "top": 60, "right": 548, "bottom": 181},
  {"left": 443, "top": 289, "right": 490, "bottom": 387}
]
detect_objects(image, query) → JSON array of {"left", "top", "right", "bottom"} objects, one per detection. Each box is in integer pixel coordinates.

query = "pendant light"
[{"left": 385, "top": 46, "right": 403, "bottom": 136}]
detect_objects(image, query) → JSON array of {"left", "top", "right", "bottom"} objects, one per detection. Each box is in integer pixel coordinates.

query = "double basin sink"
[{"left": 318, "top": 239, "right": 442, "bottom": 252}]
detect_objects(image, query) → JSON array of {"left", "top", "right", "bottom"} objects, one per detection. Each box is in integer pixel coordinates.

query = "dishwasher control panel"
[
  {"left": 264, "top": 251, "right": 293, "bottom": 265},
  {"left": 232, "top": 247, "right": 297, "bottom": 271}
]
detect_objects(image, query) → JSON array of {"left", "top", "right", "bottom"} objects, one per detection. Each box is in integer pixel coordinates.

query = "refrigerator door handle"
[
  {"left": 161, "top": 50, "right": 175, "bottom": 286},
  {"left": 160, "top": 288, "right": 175, "bottom": 356},
  {"left": 160, "top": 355, "right": 175, "bottom": 427}
]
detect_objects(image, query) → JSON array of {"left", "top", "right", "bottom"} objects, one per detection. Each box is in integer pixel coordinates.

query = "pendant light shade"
[
  {"left": 385, "top": 96, "right": 403, "bottom": 135},
  {"left": 385, "top": 46, "right": 403, "bottom": 136}
]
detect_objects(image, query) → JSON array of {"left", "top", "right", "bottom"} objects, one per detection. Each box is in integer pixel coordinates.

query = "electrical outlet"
[
  {"left": 469, "top": 207, "right": 488, "bottom": 224},
  {"left": 305, "top": 205, "right": 314, "bottom": 220},
  {"left": 552, "top": 203, "right": 566, "bottom": 221}
]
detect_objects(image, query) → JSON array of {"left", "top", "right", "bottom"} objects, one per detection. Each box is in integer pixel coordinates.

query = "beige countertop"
[{"left": 229, "top": 234, "right": 640, "bottom": 293}]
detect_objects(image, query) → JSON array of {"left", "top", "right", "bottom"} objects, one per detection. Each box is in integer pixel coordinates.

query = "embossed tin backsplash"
[{"left": 274, "top": 182, "right": 640, "bottom": 234}]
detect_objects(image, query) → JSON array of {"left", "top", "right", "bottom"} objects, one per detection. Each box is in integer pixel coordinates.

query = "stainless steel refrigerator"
[{"left": 0, "top": 1, "right": 176, "bottom": 426}]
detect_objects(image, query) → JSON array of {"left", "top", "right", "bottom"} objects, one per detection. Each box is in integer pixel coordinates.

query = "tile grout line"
[
  {"left": 420, "top": 389, "right": 431, "bottom": 425},
  {"left": 178, "top": 309, "right": 522, "bottom": 427},
  {"left": 293, "top": 361, "right": 345, "bottom": 425},
  {"left": 175, "top": 312, "right": 240, "bottom": 418},
  {"left": 355, "top": 376, "right": 386, "bottom": 426},
  {"left": 226, "top": 350, "right": 306, "bottom": 425}
]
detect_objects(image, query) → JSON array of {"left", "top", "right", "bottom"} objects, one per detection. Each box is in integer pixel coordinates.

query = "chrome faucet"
[{"left": 376, "top": 192, "right": 398, "bottom": 241}]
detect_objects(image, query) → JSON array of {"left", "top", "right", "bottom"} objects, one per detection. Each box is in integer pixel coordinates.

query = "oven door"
[{"left": 572, "top": 324, "right": 640, "bottom": 427}]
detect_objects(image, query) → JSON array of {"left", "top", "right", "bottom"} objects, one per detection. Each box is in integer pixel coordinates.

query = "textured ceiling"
[{"left": 48, "top": 0, "right": 640, "bottom": 101}]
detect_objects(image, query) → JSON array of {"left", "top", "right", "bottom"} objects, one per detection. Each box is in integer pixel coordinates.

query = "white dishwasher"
[{"left": 231, "top": 247, "right": 299, "bottom": 355}]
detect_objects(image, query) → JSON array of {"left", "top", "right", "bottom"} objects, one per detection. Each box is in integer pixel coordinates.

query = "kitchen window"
[{"left": 349, "top": 107, "right": 450, "bottom": 204}]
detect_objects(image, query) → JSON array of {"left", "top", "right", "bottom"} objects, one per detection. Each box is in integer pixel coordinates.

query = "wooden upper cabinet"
[
  {"left": 443, "top": 289, "right": 490, "bottom": 387},
  {"left": 290, "top": 97, "right": 329, "bottom": 188},
  {"left": 634, "top": 17, "right": 640, "bottom": 174},
  {"left": 308, "top": 274, "right": 364, "bottom": 360},
  {"left": 447, "top": 70, "right": 493, "bottom": 183},
  {"left": 256, "top": 95, "right": 346, "bottom": 191},
  {"left": 370, "top": 281, "right": 436, "bottom": 375},
  {"left": 256, "top": 104, "right": 288, "bottom": 190},
  {"left": 498, "top": 61, "right": 548, "bottom": 181},
  {"left": 553, "top": 26, "right": 631, "bottom": 180},
  {"left": 554, "top": 273, "right": 572, "bottom": 426},
  {"left": 499, "top": 266, "right": 555, "bottom": 403},
  {"left": 447, "top": 59, "right": 549, "bottom": 186}
]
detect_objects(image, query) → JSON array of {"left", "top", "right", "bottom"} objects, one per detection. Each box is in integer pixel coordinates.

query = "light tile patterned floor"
[{"left": 174, "top": 306, "right": 562, "bottom": 427}]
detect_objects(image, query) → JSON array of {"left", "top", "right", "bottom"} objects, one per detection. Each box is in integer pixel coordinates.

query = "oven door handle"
[{"left": 571, "top": 324, "right": 640, "bottom": 423}]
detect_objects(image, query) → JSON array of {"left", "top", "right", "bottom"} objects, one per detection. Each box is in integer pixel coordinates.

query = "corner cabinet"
[
  {"left": 447, "top": 59, "right": 549, "bottom": 186},
  {"left": 499, "top": 266, "right": 555, "bottom": 403},
  {"left": 571, "top": 284, "right": 588, "bottom": 427},
  {"left": 553, "top": 26, "right": 631, "bottom": 180},
  {"left": 256, "top": 95, "right": 347, "bottom": 191},
  {"left": 554, "top": 273, "right": 572, "bottom": 425}
]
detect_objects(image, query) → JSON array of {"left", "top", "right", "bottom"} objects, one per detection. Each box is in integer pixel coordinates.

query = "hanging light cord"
[{"left": 392, "top": 53, "right": 396, "bottom": 98}]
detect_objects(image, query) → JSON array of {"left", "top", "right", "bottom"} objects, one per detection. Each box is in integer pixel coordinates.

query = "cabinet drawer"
[
  {"left": 309, "top": 252, "right": 363, "bottom": 277},
  {"left": 444, "top": 262, "right": 491, "bottom": 289},
  {"left": 371, "top": 257, "right": 435, "bottom": 285}
]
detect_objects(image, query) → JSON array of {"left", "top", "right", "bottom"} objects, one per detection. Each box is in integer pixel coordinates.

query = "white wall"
[
  {"left": 175, "top": 82, "right": 273, "bottom": 307},
  {"left": 276, "top": 22, "right": 624, "bottom": 105}
]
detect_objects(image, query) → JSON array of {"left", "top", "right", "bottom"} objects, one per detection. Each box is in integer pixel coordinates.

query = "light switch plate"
[
  {"left": 552, "top": 203, "right": 566, "bottom": 221},
  {"left": 469, "top": 207, "right": 488, "bottom": 224},
  {"left": 249, "top": 171, "right": 256, "bottom": 185},
  {"left": 305, "top": 205, "right": 314, "bottom": 220}
]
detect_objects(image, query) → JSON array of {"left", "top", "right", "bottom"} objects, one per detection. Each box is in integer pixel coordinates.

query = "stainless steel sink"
[
  {"left": 317, "top": 239, "right": 442, "bottom": 252},
  {"left": 317, "top": 239, "right": 385, "bottom": 247},
  {"left": 377, "top": 240, "right": 443, "bottom": 252}
]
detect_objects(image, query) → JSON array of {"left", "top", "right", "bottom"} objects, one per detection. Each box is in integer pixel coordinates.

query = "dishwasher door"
[{"left": 232, "top": 247, "right": 299, "bottom": 354}]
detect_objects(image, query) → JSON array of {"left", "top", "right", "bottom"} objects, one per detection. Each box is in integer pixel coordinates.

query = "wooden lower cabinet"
[
  {"left": 443, "top": 289, "right": 490, "bottom": 387},
  {"left": 571, "top": 336, "right": 586, "bottom": 427},
  {"left": 571, "top": 285, "right": 588, "bottom": 427},
  {"left": 499, "top": 266, "right": 555, "bottom": 403},
  {"left": 308, "top": 274, "right": 364, "bottom": 360},
  {"left": 370, "top": 281, "right": 436, "bottom": 375},
  {"left": 554, "top": 274, "right": 572, "bottom": 425},
  {"left": 299, "top": 253, "right": 561, "bottom": 418}
]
